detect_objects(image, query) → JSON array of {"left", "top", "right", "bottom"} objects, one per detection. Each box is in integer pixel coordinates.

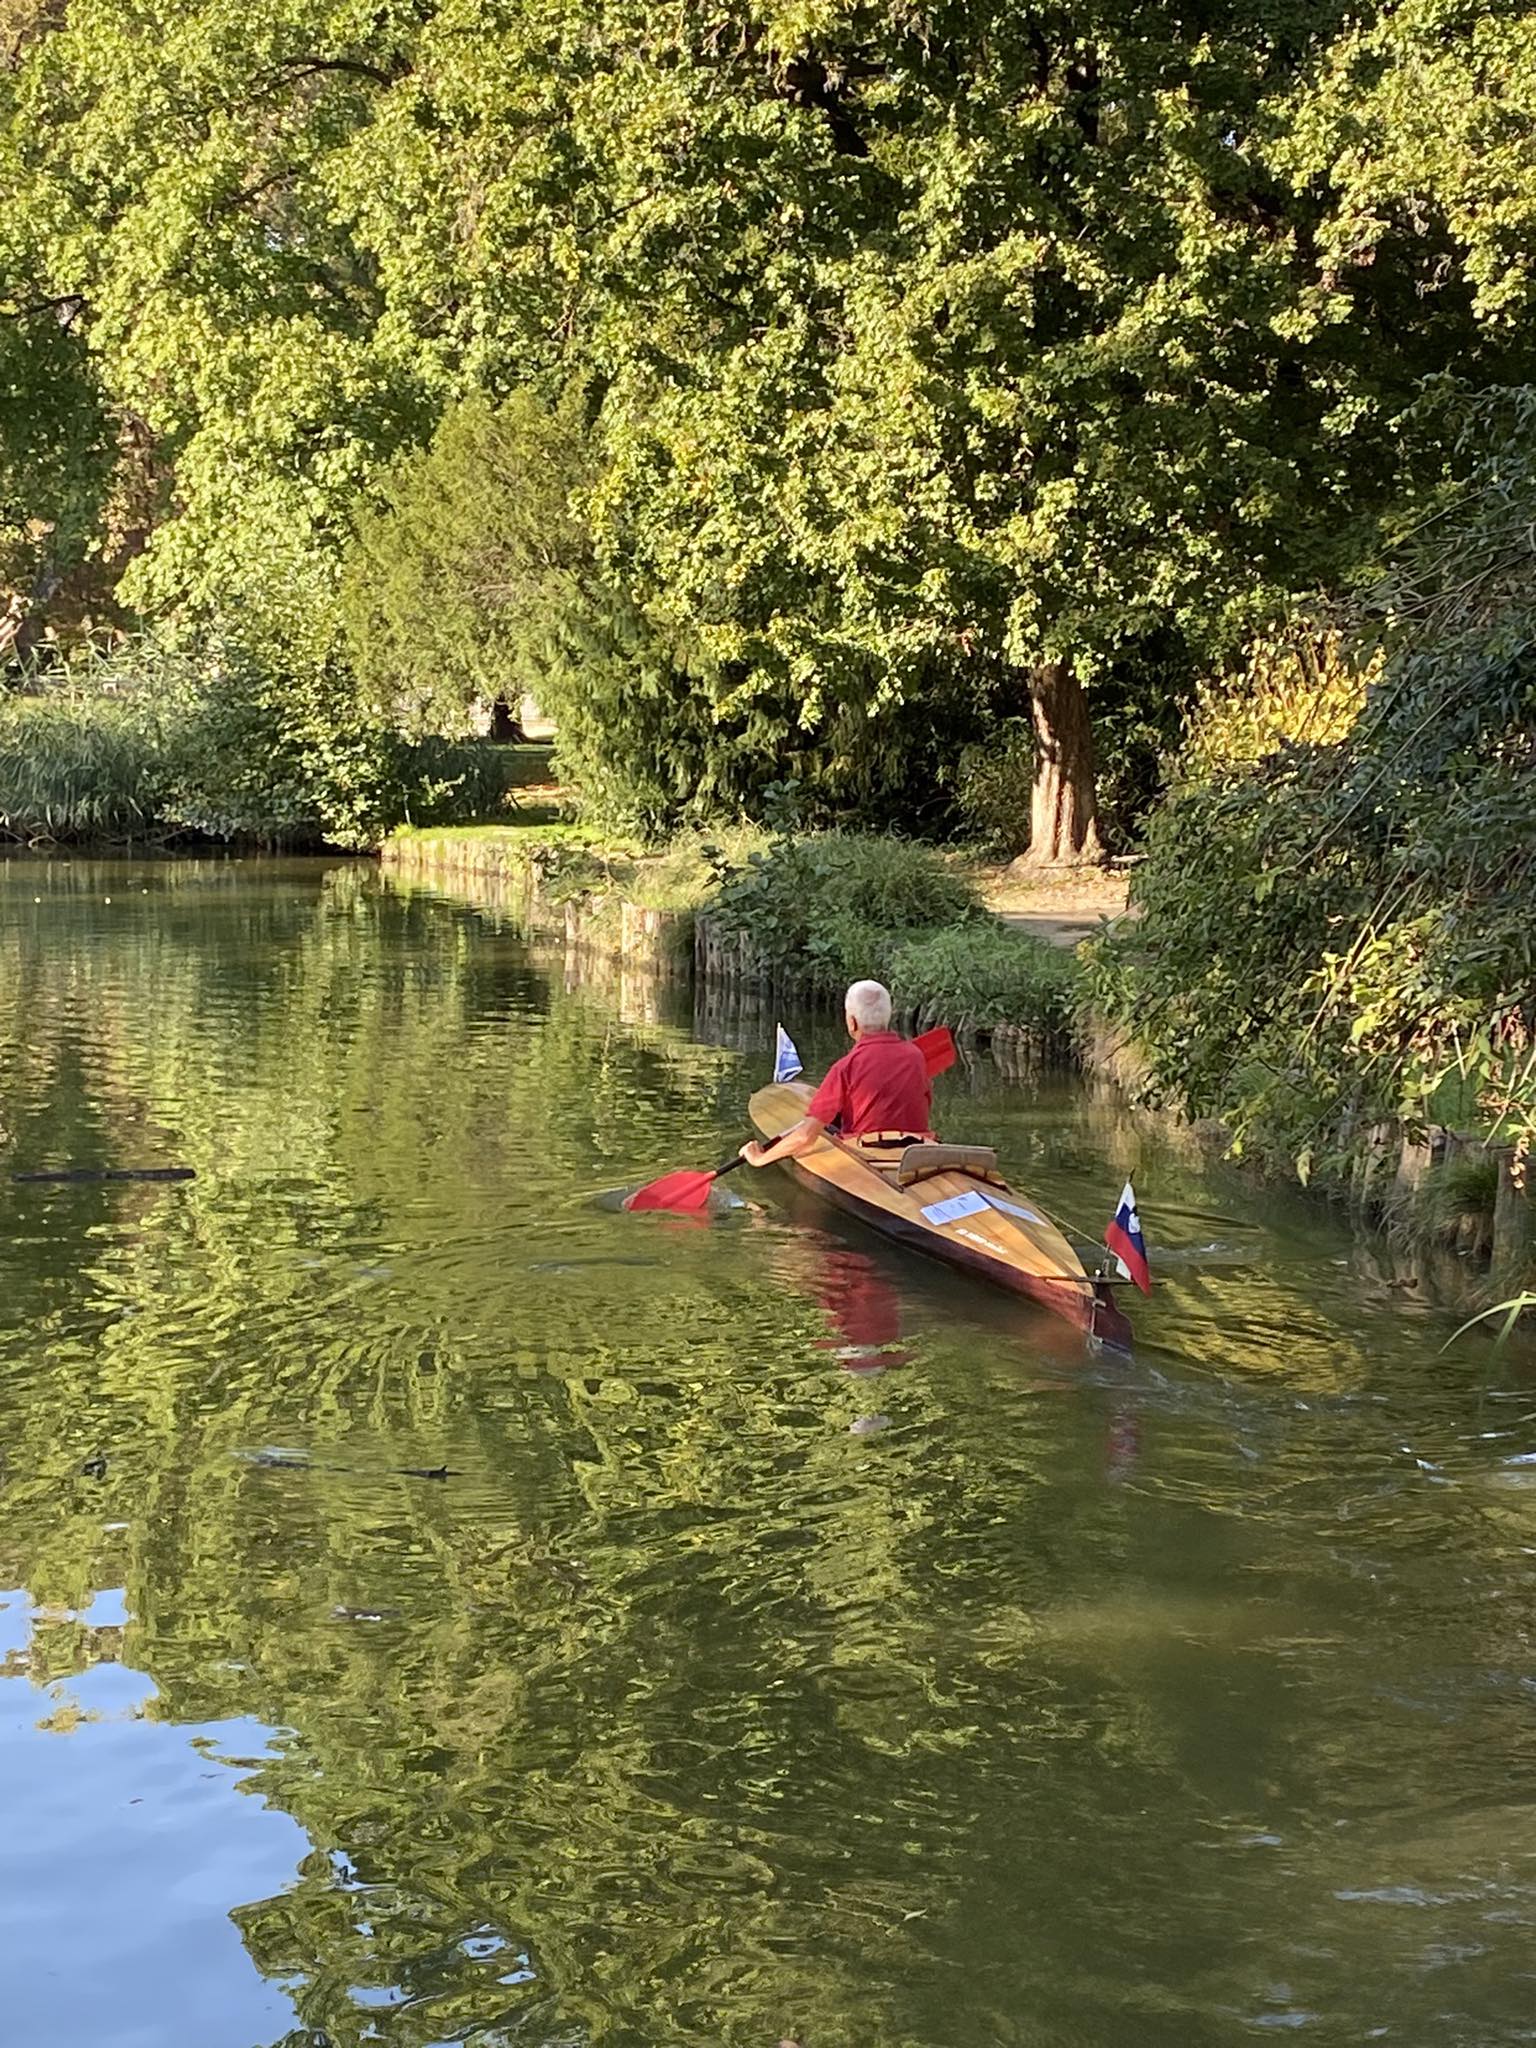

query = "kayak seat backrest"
[{"left": 897, "top": 1142, "right": 1003, "bottom": 1187}]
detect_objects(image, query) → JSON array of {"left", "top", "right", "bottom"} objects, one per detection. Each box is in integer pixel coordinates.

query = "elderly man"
[{"left": 741, "top": 980, "right": 932, "bottom": 1169}]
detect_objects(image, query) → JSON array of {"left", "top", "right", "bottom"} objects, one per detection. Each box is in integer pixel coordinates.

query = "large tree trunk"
[{"left": 1021, "top": 659, "right": 1103, "bottom": 865}]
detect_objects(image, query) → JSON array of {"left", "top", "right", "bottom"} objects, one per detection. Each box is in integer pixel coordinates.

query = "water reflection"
[
  {"left": 1, "top": 1589, "right": 307, "bottom": 2045},
  {"left": 0, "top": 858, "right": 1534, "bottom": 2048}
]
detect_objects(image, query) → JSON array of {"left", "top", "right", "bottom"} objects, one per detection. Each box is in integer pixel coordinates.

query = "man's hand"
[{"left": 742, "top": 1118, "right": 824, "bottom": 1168}]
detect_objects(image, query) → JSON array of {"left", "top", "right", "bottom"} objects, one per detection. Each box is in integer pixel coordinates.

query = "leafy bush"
[
  {"left": 1184, "top": 625, "right": 1369, "bottom": 777},
  {"left": 7, "top": 634, "right": 410, "bottom": 849},
  {"left": 699, "top": 830, "right": 1076, "bottom": 1039},
  {"left": 1090, "top": 389, "right": 1536, "bottom": 1184},
  {"left": 708, "top": 834, "right": 981, "bottom": 984},
  {"left": 342, "top": 389, "right": 722, "bottom": 838},
  {"left": 886, "top": 925, "right": 1079, "bottom": 1035},
  {"left": 396, "top": 740, "right": 556, "bottom": 827},
  {"left": 620, "top": 828, "right": 770, "bottom": 914},
  {"left": 950, "top": 721, "right": 1034, "bottom": 856}
]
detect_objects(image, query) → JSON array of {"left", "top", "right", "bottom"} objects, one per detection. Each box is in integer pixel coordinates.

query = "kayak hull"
[{"left": 748, "top": 1082, "right": 1135, "bottom": 1352}]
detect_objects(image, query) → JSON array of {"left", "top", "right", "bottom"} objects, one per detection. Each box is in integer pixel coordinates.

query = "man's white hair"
[{"left": 845, "top": 979, "right": 893, "bottom": 1031}]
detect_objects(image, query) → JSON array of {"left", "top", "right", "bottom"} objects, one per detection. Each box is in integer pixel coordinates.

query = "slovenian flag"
[
  {"left": 1106, "top": 1180, "right": 1152, "bottom": 1295},
  {"left": 773, "top": 1024, "right": 803, "bottom": 1084}
]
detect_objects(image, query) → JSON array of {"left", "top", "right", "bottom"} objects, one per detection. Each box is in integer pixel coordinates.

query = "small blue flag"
[{"left": 773, "top": 1024, "right": 803, "bottom": 1083}]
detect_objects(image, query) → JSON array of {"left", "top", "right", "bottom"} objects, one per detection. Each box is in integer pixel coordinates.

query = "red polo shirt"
[{"left": 806, "top": 1031, "right": 932, "bottom": 1138}]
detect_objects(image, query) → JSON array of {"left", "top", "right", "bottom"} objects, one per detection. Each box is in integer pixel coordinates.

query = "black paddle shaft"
[{"left": 711, "top": 1153, "right": 748, "bottom": 1180}]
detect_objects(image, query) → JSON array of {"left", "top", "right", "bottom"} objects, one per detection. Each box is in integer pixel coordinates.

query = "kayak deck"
[{"left": 748, "top": 1081, "right": 1134, "bottom": 1351}]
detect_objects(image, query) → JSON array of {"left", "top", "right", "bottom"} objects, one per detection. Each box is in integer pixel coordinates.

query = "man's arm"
[{"left": 742, "top": 1117, "right": 827, "bottom": 1168}]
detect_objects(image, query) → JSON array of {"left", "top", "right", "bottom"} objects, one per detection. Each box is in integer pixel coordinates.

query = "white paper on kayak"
[
  {"left": 920, "top": 1189, "right": 991, "bottom": 1227},
  {"left": 983, "top": 1193, "right": 1043, "bottom": 1225}
]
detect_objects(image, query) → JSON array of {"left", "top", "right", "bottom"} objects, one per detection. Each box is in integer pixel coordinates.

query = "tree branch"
[
  {"left": 0, "top": 292, "right": 88, "bottom": 328},
  {"left": 1064, "top": 47, "right": 1099, "bottom": 145},
  {"left": 775, "top": 54, "right": 872, "bottom": 158},
  {"left": 210, "top": 167, "right": 293, "bottom": 219},
  {"left": 269, "top": 53, "right": 407, "bottom": 90}
]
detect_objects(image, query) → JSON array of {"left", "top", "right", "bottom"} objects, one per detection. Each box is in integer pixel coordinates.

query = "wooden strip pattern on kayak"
[{"left": 748, "top": 1081, "right": 1134, "bottom": 1349}]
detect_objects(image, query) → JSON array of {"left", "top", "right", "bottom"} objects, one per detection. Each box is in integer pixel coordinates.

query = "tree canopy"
[{"left": 3, "top": 0, "right": 1536, "bottom": 844}]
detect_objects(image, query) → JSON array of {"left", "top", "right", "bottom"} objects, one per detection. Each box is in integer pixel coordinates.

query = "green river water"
[{"left": 1, "top": 857, "right": 1534, "bottom": 2048}]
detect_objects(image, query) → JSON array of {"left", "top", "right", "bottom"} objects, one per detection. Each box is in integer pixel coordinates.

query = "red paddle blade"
[
  {"left": 915, "top": 1025, "right": 956, "bottom": 1076},
  {"left": 624, "top": 1168, "right": 717, "bottom": 1214}
]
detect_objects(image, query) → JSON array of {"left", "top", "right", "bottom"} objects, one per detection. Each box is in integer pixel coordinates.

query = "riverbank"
[
  {"left": 0, "top": 682, "right": 559, "bottom": 850},
  {"left": 382, "top": 824, "right": 1083, "bottom": 1052}
]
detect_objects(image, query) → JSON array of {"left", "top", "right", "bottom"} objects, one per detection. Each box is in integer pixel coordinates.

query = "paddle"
[
  {"left": 623, "top": 1151, "right": 748, "bottom": 1214},
  {"left": 624, "top": 1025, "right": 957, "bottom": 1215},
  {"left": 915, "top": 1024, "right": 955, "bottom": 1075}
]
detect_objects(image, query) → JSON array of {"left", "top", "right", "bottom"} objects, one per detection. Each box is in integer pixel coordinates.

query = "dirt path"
[{"left": 974, "top": 862, "right": 1135, "bottom": 949}]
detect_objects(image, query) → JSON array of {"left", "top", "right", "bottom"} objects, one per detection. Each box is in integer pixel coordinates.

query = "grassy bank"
[
  {"left": 381, "top": 823, "right": 761, "bottom": 965},
  {"left": 382, "top": 822, "right": 751, "bottom": 908},
  {"left": 0, "top": 683, "right": 556, "bottom": 849},
  {"left": 699, "top": 833, "right": 1081, "bottom": 1041},
  {"left": 385, "top": 823, "right": 1083, "bottom": 1047}
]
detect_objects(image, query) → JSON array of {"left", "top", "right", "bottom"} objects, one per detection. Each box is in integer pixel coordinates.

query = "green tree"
[
  {"left": 0, "top": 300, "right": 112, "bottom": 660},
  {"left": 2, "top": 0, "right": 436, "bottom": 650},
  {"left": 1279, "top": 0, "right": 1536, "bottom": 332},
  {"left": 337, "top": 0, "right": 1526, "bottom": 852},
  {"left": 1089, "top": 386, "right": 1536, "bottom": 1180},
  {"left": 341, "top": 388, "right": 718, "bottom": 832},
  {"left": 9, "top": 0, "right": 1536, "bottom": 845},
  {"left": 341, "top": 390, "right": 603, "bottom": 744}
]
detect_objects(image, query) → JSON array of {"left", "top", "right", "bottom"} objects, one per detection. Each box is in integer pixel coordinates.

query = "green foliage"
[
  {"left": 1184, "top": 628, "right": 1369, "bottom": 778},
  {"left": 702, "top": 828, "right": 1076, "bottom": 1038},
  {"left": 156, "top": 638, "right": 405, "bottom": 849},
  {"left": 709, "top": 834, "right": 981, "bottom": 984},
  {"left": 950, "top": 722, "right": 1035, "bottom": 857},
  {"left": 1090, "top": 388, "right": 1536, "bottom": 1179},
  {"left": 342, "top": 388, "right": 752, "bottom": 836},
  {"left": 1086, "top": 643, "right": 1203, "bottom": 853},
  {"left": 0, "top": 690, "right": 167, "bottom": 841},
  {"left": 394, "top": 741, "right": 555, "bottom": 828},
  {"left": 342, "top": 390, "right": 995, "bottom": 835},
  {"left": 7, "top": 0, "right": 1536, "bottom": 846},
  {"left": 620, "top": 827, "right": 770, "bottom": 914},
  {"left": 14, "top": 0, "right": 1536, "bottom": 845},
  {"left": 1279, "top": 0, "right": 1536, "bottom": 329},
  {"left": 8, "top": 634, "right": 415, "bottom": 848},
  {"left": 2, "top": 0, "right": 435, "bottom": 654},
  {"left": 342, "top": 391, "right": 599, "bottom": 740},
  {"left": 885, "top": 924, "right": 1079, "bottom": 1036},
  {"left": 1418, "top": 1152, "right": 1502, "bottom": 1238},
  {"left": 0, "top": 309, "right": 114, "bottom": 639}
]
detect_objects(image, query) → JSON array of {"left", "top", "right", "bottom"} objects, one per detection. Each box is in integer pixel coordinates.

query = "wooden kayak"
[{"left": 748, "top": 1081, "right": 1135, "bottom": 1351}]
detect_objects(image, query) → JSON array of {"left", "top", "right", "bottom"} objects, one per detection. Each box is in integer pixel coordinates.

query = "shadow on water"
[{"left": 1, "top": 856, "right": 1534, "bottom": 2048}]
